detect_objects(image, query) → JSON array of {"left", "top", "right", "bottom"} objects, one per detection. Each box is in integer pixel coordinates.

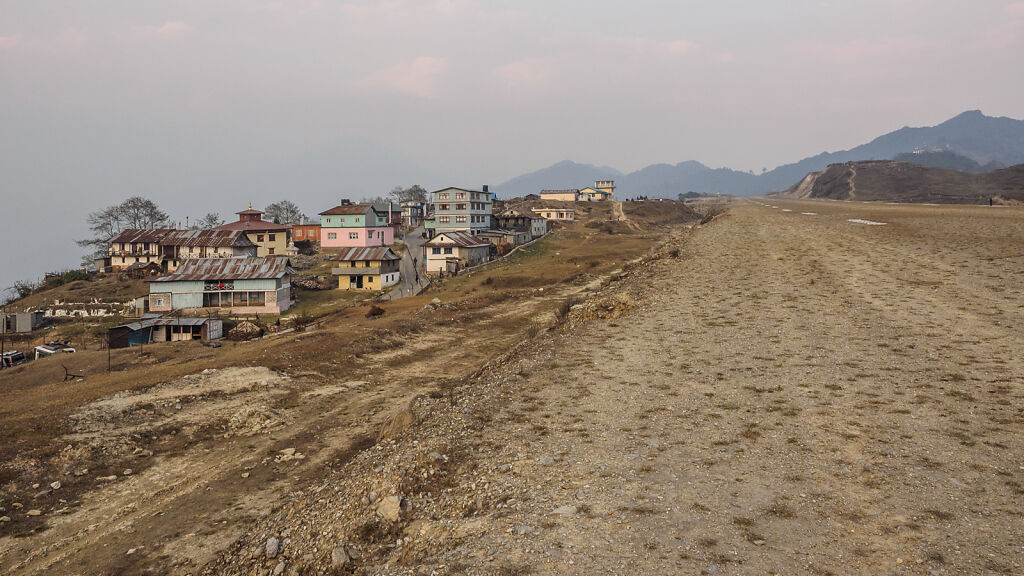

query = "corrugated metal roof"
[
  {"left": 424, "top": 231, "right": 491, "bottom": 248},
  {"left": 151, "top": 257, "right": 292, "bottom": 282},
  {"left": 109, "top": 229, "right": 176, "bottom": 244},
  {"left": 540, "top": 189, "right": 580, "bottom": 194},
  {"left": 113, "top": 317, "right": 218, "bottom": 331},
  {"left": 162, "top": 229, "right": 256, "bottom": 248},
  {"left": 333, "top": 247, "right": 400, "bottom": 262},
  {"left": 109, "top": 228, "right": 258, "bottom": 247},
  {"left": 318, "top": 204, "right": 377, "bottom": 216}
]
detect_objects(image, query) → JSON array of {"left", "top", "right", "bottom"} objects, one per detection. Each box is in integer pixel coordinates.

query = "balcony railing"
[{"left": 332, "top": 266, "right": 381, "bottom": 275}]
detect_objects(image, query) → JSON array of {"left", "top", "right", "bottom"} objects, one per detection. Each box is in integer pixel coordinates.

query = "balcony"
[{"left": 332, "top": 266, "right": 381, "bottom": 276}]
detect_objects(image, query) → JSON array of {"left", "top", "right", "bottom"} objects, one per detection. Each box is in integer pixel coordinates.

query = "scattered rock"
[
  {"left": 50, "top": 481, "right": 62, "bottom": 490},
  {"left": 0, "top": 516, "right": 10, "bottom": 523},
  {"left": 123, "top": 469, "right": 133, "bottom": 476},
  {"left": 266, "top": 537, "right": 280, "bottom": 559},
  {"left": 376, "top": 495, "right": 402, "bottom": 523},
  {"left": 551, "top": 505, "right": 577, "bottom": 516},
  {"left": 280, "top": 448, "right": 297, "bottom": 457},
  {"left": 538, "top": 456, "right": 556, "bottom": 466},
  {"left": 11, "top": 503, "right": 23, "bottom": 509},
  {"left": 272, "top": 560, "right": 286, "bottom": 575},
  {"left": 331, "top": 544, "right": 350, "bottom": 568},
  {"left": 97, "top": 475, "right": 118, "bottom": 482},
  {"left": 73, "top": 469, "right": 89, "bottom": 477},
  {"left": 241, "top": 472, "right": 250, "bottom": 479},
  {"left": 26, "top": 509, "right": 42, "bottom": 517}
]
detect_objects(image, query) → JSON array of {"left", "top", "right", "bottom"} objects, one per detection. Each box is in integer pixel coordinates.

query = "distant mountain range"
[
  {"left": 776, "top": 160, "right": 1024, "bottom": 204},
  {"left": 494, "top": 110, "right": 1024, "bottom": 198}
]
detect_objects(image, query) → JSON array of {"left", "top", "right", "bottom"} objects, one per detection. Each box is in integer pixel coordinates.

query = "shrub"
[{"left": 365, "top": 305, "right": 385, "bottom": 319}]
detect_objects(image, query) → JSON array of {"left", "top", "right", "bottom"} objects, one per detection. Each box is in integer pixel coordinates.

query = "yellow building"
[
  {"left": 532, "top": 207, "right": 575, "bottom": 221},
  {"left": 540, "top": 189, "right": 580, "bottom": 202},
  {"left": 331, "top": 246, "right": 401, "bottom": 290},
  {"left": 212, "top": 208, "right": 290, "bottom": 257}
]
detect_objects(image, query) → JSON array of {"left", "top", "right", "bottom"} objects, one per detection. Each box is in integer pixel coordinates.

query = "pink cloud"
[
  {"left": 1006, "top": 2, "right": 1024, "bottom": 17},
  {"left": 0, "top": 33, "right": 22, "bottom": 49},
  {"left": 134, "top": 21, "right": 194, "bottom": 39},
  {"left": 363, "top": 57, "right": 449, "bottom": 98},
  {"left": 493, "top": 58, "right": 556, "bottom": 89},
  {"left": 830, "top": 37, "right": 926, "bottom": 63}
]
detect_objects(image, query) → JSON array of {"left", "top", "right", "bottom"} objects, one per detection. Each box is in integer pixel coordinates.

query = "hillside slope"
[{"left": 778, "top": 161, "right": 1024, "bottom": 204}]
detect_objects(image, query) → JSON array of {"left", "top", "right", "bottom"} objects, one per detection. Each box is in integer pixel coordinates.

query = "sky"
[{"left": 2, "top": 0, "right": 1024, "bottom": 292}]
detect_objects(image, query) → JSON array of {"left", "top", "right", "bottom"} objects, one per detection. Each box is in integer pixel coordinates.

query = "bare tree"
[
  {"left": 388, "top": 185, "right": 428, "bottom": 204},
  {"left": 264, "top": 200, "right": 306, "bottom": 224},
  {"left": 77, "top": 196, "right": 170, "bottom": 258},
  {"left": 190, "top": 212, "right": 225, "bottom": 229}
]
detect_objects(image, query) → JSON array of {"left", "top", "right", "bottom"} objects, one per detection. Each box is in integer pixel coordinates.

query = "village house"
[
  {"left": 476, "top": 229, "right": 529, "bottom": 256},
  {"left": 319, "top": 203, "right": 394, "bottom": 248},
  {"left": 423, "top": 231, "right": 491, "bottom": 274},
  {"left": 211, "top": 208, "right": 289, "bottom": 257},
  {"left": 532, "top": 207, "right": 576, "bottom": 221},
  {"left": 101, "top": 229, "right": 258, "bottom": 272},
  {"left": 290, "top": 221, "right": 321, "bottom": 244},
  {"left": 540, "top": 181, "right": 616, "bottom": 202},
  {"left": 432, "top": 186, "right": 493, "bottom": 236},
  {"left": 540, "top": 189, "right": 580, "bottom": 202},
  {"left": 108, "top": 317, "right": 223, "bottom": 348},
  {"left": 331, "top": 246, "right": 401, "bottom": 290},
  {"left": 496, "top": 209, "right": 548, "bottom": 239},
  {"left": 400, "top": 201, "right": 426, "bottom": 229},
  {"left": 148, "top": 257, "right": 294, "bottom": 314}
]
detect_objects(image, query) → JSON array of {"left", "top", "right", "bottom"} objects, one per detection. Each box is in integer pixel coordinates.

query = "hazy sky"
[{"left": 2, "top": 0, "right": 1024, "bottom": 291}]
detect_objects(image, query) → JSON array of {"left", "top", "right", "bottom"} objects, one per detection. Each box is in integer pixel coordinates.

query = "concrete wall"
[
  {"left": 320, "top": 227, "right": 394, "bottom": 248},
  {"left": 244, "top": 231, "right": 288, "bottom": 257}
]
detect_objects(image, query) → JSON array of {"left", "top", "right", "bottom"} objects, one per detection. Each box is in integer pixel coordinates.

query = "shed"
[{"left": 108, "top": 317, "right": 224, "bottom": 349}]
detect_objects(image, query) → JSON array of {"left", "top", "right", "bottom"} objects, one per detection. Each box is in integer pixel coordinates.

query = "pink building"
[{"left": 319, "top": 204, "right": 395, "bottom": 248}]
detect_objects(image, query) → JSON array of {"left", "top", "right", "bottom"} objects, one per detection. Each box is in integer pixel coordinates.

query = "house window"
[
  {"left": 444, "top": 247, "right": 453, "bottom": 254},
  {"left": 295, "top": 229, "right": 303, "bottom": 238},
  {"left": 439, "top": 204, "right": 449, "bottom": 211},
  {"left": 456, "top": 203, "right": 466, "bottom": 210},
  {"left": 432, "top": 247, "right": 441, "bottom": 255},
  {"left": 269, "top": 234, "right": 275, "bottom": 241},
  {"left": 439, "top": 193, "right": 449, "bottom": 200},
  {"left": 456, "top": 216, "right": 467, "bottom": 223},
  {"left": 349, "top": 232, "right": 359, "bottom": 239},
  {"left": 257, "top": 234, "right": 265, "bottom": 242},
  {"left": 268, "top": 248, "right": 275, "bottom": 255},
  {"left": 439, "top": 216, "right": 450, "bottom": 224},
  {"left": 456, "top": 192, "right": 466, "bottom": 199},
  {"left": 355, "top": 217, "right": 361, "bottom": 223},
  {"left": 327, "top": 232, "right": 337, "bottom": 239},
  {"left": 368, "top": 230, "right": 374, "bottom": 239}
]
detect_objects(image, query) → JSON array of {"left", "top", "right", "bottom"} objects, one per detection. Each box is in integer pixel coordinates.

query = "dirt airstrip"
[{"left": 3, "top": 198, "right": 1024, "bottom": 575}]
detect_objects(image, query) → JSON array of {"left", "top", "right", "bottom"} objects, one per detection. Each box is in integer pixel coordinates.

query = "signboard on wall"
[{"left": 204, "top": 281, "right": 234, "bottom": 291}]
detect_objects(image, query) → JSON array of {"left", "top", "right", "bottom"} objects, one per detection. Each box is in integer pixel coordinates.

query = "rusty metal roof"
[
  {"left": 113, "top": 317, "right": 219, "bottom": 331},
  {"left": 109, "top": 228, "right": 258, "bottom": 248},
  {"left": 424, "top": 231, "right": 491, "bottom": 248},
  {"left": 151, "top": 257, "right": 292, "bottom": 282},
  {"left": 332, "top": 247, "right": 400, "bottom": 262},
  {"left": 109, "top": 228, "right": 176, "bottom": 244},
  {"left": 160, "top": 229, "right": 256, "bottom": 248}
]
